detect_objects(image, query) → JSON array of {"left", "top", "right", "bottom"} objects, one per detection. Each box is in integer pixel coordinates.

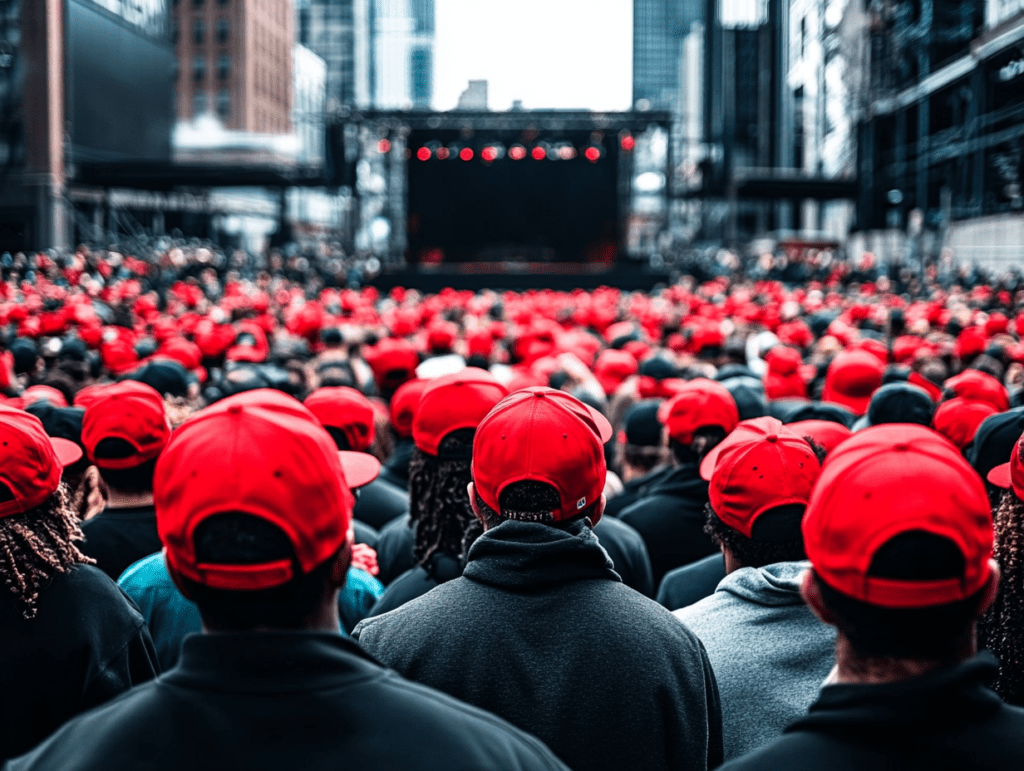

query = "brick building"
[{"left": 174, "top": 0, "right": 292, "bottom": 133}]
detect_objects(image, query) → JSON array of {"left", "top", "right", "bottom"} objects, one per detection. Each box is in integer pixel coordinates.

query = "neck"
[
  {"left": 621, "top": 463, "right": 651, "bottom": 484},
  {"left": 203, "top": 592, "right": 342, "bottom": 635},
  {"left": 831, "top": 631, "right": 975, "bottom": 685},
  {"left": 104, "top": 488, "right": 154, "bottom": 510}
]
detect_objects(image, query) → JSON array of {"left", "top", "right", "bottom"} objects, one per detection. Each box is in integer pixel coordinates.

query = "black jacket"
[
  {"left": 619, "top": 462, "right": 717, "bottom": 585},
  {"left": 368, "top": 551, "right": 465, "bottom": 617},
  {"left": 0, "top": 564, "right": 159, "bottom": 761},
  {"left": 605, "top": 465, "right": 672, "bottom": 518},
  {"left": 6, "top": 633, "right": 569, "bottom": 771},
  {"left": 657, "top": 552, "right": 728, "bottom": 610},
  {"left": 353, "top": 478, "right": 409, "bottom": 532},
  {"left": 721, "top": 654, "right": 1024, "bottom": 771},
  {"left": 80, "top": 505, "right": 163, "bottom": 581},
  {"left": 354, "top": 520, "right": 723, "bottom": 771},
  {"left": 379, "top": 436, "right": 414, "bottom": 490},
  {"left": 372, "top": 514, "right": 655, "bottom": 597}
]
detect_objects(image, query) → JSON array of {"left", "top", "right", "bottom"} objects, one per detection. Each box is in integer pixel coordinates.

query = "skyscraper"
[
  {"left": 364, "top": 0, "right": 434, "bottom": 109},
  {"left": 297, "top": 0, "right": 357, "bottom": 110},
  {"left": 174, "top": 0, "right": 293, "bottom": 133},
  {"left": 632, "top": 0, "right": 702, "bottom": 110}
]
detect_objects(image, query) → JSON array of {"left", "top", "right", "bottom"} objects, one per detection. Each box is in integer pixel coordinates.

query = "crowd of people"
[{"left": 2, "top": 242, "right": 1024, "bottom": 769}]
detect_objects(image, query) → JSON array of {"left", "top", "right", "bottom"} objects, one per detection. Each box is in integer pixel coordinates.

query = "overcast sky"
[{"left": 433, "top": 0, "right": 633, "bottom": 112}]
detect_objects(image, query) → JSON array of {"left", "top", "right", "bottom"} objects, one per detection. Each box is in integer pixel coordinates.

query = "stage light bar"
[
  {"left": 377, "top": 139, "right": 392, "bottom": 154},
  {"left": 531, "top": 146, "right": 546, "bottom": 161},
  {"left": 436, "top": 146, "right": 451, "bottom": 160},
  {"left": 620, "top": 133, "right": 635, "bottom": 151},
  {"left": 585, "top": 146, "right": 601, "bottom": 162},
  {"left": 459, "top": 147, "right": 474, "bottom": 161},
  {"left": 509, "top": 144, "right": 527, "bottom": 160},
  {"left": 416, "top": 146, "right": 431, "bottom": 161}
]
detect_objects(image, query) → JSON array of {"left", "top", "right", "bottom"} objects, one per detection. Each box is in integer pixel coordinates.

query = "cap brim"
[
  {"left": 339, "top": 451, "right": 381, "bottom": 489},
  {"left": 699, "top": 444, "right": 723, "bottom": 481},
  {"left": 51, "top": 437, "right": 84, "bottom": 468},
  {"left": 987, "top": 462, "right": 1012, "bottom": 489}
]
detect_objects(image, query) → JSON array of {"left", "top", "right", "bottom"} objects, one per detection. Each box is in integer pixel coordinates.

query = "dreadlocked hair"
[
  {"left": 408, "top": 428, "right": 476, "bottom": 568},
  {"left": 0, "top": 483, "right": 94, "bottom": 619},
  {"left": 980, "top": 487, "right": 1024, "bottom": 706}
]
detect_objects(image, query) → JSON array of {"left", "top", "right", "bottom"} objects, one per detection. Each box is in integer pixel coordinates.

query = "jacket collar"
[
  {"left": 463, "top": 519, "right": 621, "bottom": 591},
  {"left": 163, "top": 632, "right": 384, "bottom": 693},
  {"left": 791, "top": 653, "right": 1003, "bottom": 735}
]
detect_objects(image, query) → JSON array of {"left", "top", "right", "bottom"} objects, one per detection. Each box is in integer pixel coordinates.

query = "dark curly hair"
[
  {"left": 408, "top": 429, "right": 476, "bottom": 568},
  {"left": 0, "top": 483, "right": 94, "bottom": 618},
  {"left": 980, "top": 488, "right": 1024, "bottom": 706},
  {"left": 703, "top": 503, "right": 806, "bottom": 569}
]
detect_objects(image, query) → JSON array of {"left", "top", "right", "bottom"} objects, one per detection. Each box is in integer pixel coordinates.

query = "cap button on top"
[
  {"left": 228, "top": 405, "right": 243, "bottom": 415},
  {"left": 766, "top": 434, "right": 777, "bottom": 443}
]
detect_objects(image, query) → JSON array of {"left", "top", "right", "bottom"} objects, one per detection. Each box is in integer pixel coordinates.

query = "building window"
[
  {"left": 194, "top": 55, "right": 206, "bottom": 82},
  {"left": 411, "top": 0, "right": 434, "bottom": 33},
  {"left": 194, "top": 18, "right": 205, "bottom": 44},
  {"left": 193, "top": 0, "right": 203, "bottom": 6},
  {"left": 411, "top": 47, "right": 432, "bottom": 106},
  {"left": 193, "top": 90, "right": 208, "bottom": 116},
  {"left": 217, "top": 18, "right": 229, "bottom": 43},
  {"left": 217, "top": 53, "right": 230, "bottom": 79},
  {"left": 216, "top": 89, "right": 231, "bottom": 120}
]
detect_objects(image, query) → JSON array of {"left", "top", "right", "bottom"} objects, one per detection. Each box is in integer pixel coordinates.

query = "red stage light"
[
  {"left": 585, "top": 146, "right": 601, "bottom": 162},
  {"left": 416, "top": 146, "right": 431, "bottom": 161},
  {"left": 481, "top": 146, "right": 498, "bottom": 162},
  {"left": 378, "top": 139, "right": 391, "bottom": 154},
  {"left": 620, "top": 134, "right": 635, "bottom": 151},
  {"left": 531, "top": 146, "right": 546, "bottom": 160},
  {"left": 509, "top": 145, "right": 527, "bottom": 160},
  {"left": 436, "top": 147, "right": 450, "bottom": 160},
  {"left": 459, "top": 147, "right": 474, "bottom": 161}
]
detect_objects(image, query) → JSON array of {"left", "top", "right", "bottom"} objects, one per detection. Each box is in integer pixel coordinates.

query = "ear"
[
  {"left": 327, "top": 535, "right": 353, "bottom": 591},
  {"left": 977, "top": 559, "right": 1001, "bottom": 617},
  {"left": 165, "top": 550, "right": 194, "bottom": 600},
  {"left": 467, "top": 482, "right": 485, "bottom": 523},
  {"left": 588, "top": 493, "right": 606, "bottom": 528},
  {"left": 800, "top": 569, "right": 836, "bottom": 626}
]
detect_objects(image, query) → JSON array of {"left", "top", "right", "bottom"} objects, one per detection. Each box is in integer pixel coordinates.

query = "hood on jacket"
[
  {"left": 717, "top": 560, "right": 810, "bottom": 607},
  {"left": 464, "top": 519, "right": 620, "bottom": 591}
]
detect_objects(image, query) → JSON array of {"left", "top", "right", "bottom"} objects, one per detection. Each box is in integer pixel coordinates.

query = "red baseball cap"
[
  {"left": 804, "top": 424, "right": 993, "bottom": 609},
  {"left": 594, "top": 349, "right": 639, "bottom": 396},
  {"left": 413, "top": 368, "right": 509, "bottom": 456},
  {"left": 22, "top": 385, "right": 69, "bottom": 409},
  {"left": 821, "top": 350, "right": 885, "bottom": 416},
  {"left": 700, "top": 417, "right": 820, "bottom": 537},
  {"left": 0, "top": 405, "right": 83, "bottom": 519},
  {"left": 785, "top": 419, "right": 852, "bottom": 455},
  {"left": 908, "top": 371, "right": 943, "bottom": 403},
  {"left": 657, "top": 379, "right": 739, "bottom": 444},
  {"left": 472, "top": 387, "right": 613, "bottom": 521},
  {"left": 987, "top": 432, "right": 1024, "bottom": 499},
  {"left": 944, "top": 369, "right": 1009, "bottom": 413},
  {"left": 933, "top": 397, "right": 998, "bottom": 451},
  {"left": 81, "top": 381, "right": 171, "bottom": 469},
  {"left": 364, "top": 337, "right": 420, "bottom": 390},
  {"left": 390, "top": 378, "right": 430, "bottom": 438},
  {"left": 155, "top": 389, "right": 378, "bottom": 591},
  {"left": 304, "top": 386, "right": 376, "bottom": 452}
]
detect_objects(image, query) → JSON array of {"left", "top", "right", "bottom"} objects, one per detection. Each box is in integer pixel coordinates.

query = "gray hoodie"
[{"left": 674, "top": 561, "right": 836, "bottom": 762}]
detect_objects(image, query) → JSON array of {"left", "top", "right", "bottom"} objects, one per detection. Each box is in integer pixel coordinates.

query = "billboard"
[
  {"left": 66, "top": 0, "right": 174, "bottom": 163},
  {"left": 406, "top": 129, "right": 620, "bottom": 265}
]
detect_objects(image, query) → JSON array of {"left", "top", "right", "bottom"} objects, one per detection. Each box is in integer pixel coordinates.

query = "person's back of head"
[
  {"left": 155, "top": 389, "right": 380, "bottom": 632},
  {"left": 0, "top": 406, "right": 86, "bottom": 618},
  {"left": 698, "top": 417, "right": 820, "bottom": 571},
  {"left": 80, "top": 381, "right": 171, "bottom": 494},
  {"left": 658, "top": 379, "right": 739, "bottom": 466},
  {"left": 801, "top": 424, "right": 998, "bottom": 673},
  {"left": 408, "top": 369, "right": 508, "bottom": 566},
  {"left": 470, "top": 387, "right": 613, "bottom": 533}
]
